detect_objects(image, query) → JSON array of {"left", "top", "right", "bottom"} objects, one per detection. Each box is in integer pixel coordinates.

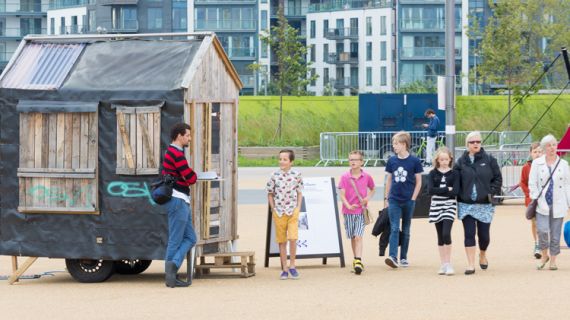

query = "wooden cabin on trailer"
[{"left": 0, "top": 32, "right": 243, "bottom": 283}]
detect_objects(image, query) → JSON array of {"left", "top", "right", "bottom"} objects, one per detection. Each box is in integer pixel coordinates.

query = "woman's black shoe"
[
  {"left": 480, "top": 263, "right": 488, "bottom": 270},
  {"left": 464, "top": 268, "right": 476, "bottom": 275}
]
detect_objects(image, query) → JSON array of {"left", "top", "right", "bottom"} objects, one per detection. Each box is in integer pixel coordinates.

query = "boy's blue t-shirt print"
[{"left": 386, "top": 155, "right": 424, "bottom": 202}]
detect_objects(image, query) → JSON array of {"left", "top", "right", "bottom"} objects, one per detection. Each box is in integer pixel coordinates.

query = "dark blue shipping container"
[{"left": 359, "top": 93, "right": 445, "bottom": 132}]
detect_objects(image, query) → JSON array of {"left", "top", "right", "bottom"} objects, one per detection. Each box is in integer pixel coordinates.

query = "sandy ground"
[{"left": 1, "top": 168, "right": 570, "bottom": 319}]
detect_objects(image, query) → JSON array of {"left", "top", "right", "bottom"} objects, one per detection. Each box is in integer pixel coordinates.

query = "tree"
[
  {"left": 472, "top": 0, "right": 570, "bottom": 129},
  {"left": 249, "top": 7, "right": 317, "bottom": 141}
]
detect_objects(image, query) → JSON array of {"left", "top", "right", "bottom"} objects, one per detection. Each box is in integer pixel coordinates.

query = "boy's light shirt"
[{"left": 266, "top": 168, "right": 303, "bottom": 217}]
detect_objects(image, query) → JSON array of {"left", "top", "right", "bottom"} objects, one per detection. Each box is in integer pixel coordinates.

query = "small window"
[
  {"left": 17, "top": 104, "right": 98, "bottom": 214},
  {"left": 115, "top": 104, "right": 162, "bottom": 175}
]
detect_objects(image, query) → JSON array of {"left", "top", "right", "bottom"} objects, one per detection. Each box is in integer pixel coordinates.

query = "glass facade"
[
  {"left": 147, "top": 8, "right": 163, "bottom": 30},
  {"left": 112, "top": 6, "right": 138, "bottom": 31},
  {"left": 172, "top": 0, "right": 187, "bottom": 32},
  {"left": 195, "top": 7, "right": 256, "bottom": 31}
]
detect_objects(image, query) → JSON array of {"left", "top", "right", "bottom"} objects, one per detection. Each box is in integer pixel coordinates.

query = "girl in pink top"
[{"left": 338, "top": 150, "right": 376, "bottom": 275}]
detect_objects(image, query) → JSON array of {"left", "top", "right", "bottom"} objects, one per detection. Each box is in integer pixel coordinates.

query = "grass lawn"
[{"left": 239, "top": 95, "right": 570, "bottom": 147}]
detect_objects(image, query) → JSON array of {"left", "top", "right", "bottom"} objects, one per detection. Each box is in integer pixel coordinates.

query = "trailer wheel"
[
  {"left": 115, "top": 259, "right": 152, "bottom": 275},
  {"left": 65, "top": 259, "right": 115, "bottom": 283}
]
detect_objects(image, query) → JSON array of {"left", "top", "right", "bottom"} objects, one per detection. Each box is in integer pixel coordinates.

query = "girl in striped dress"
[{"left": 427, "top": 147, "right": 459, "bottom": 275}]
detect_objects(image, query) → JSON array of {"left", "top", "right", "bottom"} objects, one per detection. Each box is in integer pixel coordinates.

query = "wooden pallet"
[{"left": 195, "top": 251, "right": 255, "bottom": 278}]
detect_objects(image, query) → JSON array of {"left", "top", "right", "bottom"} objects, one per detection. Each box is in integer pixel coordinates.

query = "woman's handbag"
[
  {"left": 526, "top": 159, "right": 560, "bottom": 220},
  {"left": 349, "top": 179, "right": 373, "bottom": 225}
]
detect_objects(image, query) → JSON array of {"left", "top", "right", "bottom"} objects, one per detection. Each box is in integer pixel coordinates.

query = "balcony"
[
  {"left": 334, "top": 77, "right": 358, "bottom": 89},
  {"left": 400, "top": 18, "right": 462, "bottom": 32},
  {"left": 108, "top": 20, "right": 139, "bottom": 33},
  {"left": 239, "top": 74, "right": 255, "bottom": 88},
  {"left": 59, "top": 25, "right": 87, "bottom": 35},
  {"left": 324, "top": 27, "right": 358, "bottom": 40},
  {"left": 226, "top": 47, "right": 256, "bottom": 59},
  {"left": 326, "top": 52, "right": 358, "bottom": 65},
  {"left": 195, "top": 0, "right": 256, "bottom": 4},
  {"left": 49, "top": 0, "right": 92, "bottom": 10},
  {"left": 0, "top": 1, "right": 48, "bottom": 15},
  {"left": 400, "top": 0, "right": 461, "bottom": 3},
  {"left": 1, "top": 27, "right": 46, "bottom": 39},
  {"left": 195, "top": 19, "right": 257, "bottom": 32},
  {"left": 309, "top": 0, "right": 392, "bottom": 13},
  {"left": 400, "top": 47, "right": 461, "bottom": 59},
  {"left": 399, "top": 74, "right": 462, "bottom": 88},
  {"left": 270, "top": 5, "right": 309, "bottom": 18}
]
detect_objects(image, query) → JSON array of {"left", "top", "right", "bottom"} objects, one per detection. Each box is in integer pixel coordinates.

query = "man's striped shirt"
[{"left": 161, "top": 144, "right": 197, "bottom": 194}]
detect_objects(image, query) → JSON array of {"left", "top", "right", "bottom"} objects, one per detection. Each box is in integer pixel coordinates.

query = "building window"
[
  {"left": 310, "top": 45, "right": 316, "bottom": 62},
  {"left": 18, "top": 111, "right": 99, "bottom": 214},
  {"left": 310, "top": 68, "right": 316, "bottom": 86},
  {"left": 115, "top": 104, "right": 162, "bottom": 175},
  {"left": 323, "top": 43, "right": 328, "bottom": 62},
  {"left": 147, "top": 8, "right": 163, "bottom": 30},
  {"left": 50, "top": 18, "right": 55, "bottom": 35},
  {"left": 366, "top": 67, "right": 372, "bottom": 86},
  {"left": 380, "top": 41, "right": 386, "bottom": 61},
  {"left": 112, "top": 6, "right": 138, "bottom": 31},
  {"left": 60, "top": 17, "right": 65, "bottom": 34},
  {"left": 381, "top": 66, "right": 387, "bottom": 86},
  {"left": 324, "top": 68, "right": 329, "bottom": 85},
  {"left": 88, "top": 9, "right": 96, "bottom": 32},
  {"left": 380, "top": 16, "right": 386, "bottom": 35},
  {"left": 323, "top": 19, "right": 328, "bottom": 37},
  {"left": 172, "top": 0, "right": 187, "bottom": 32},
  {"left": 310, "top": 20, "right": 316, "bottom": 38},
  {"left": 366, "top": 42, "right": 372, "bottom": 61},
  {"left": 261, "top": 10, "right": 267, "bottom": 31},
  {"left": 350, "top": 18, "right": 358, "bottom": 34},
  {"left": 366, "top": 17, "right": 372, "bottom": 36}
]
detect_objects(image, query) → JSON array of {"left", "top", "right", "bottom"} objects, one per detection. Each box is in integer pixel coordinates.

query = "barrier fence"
[{"left": 317, "top": 131, "right": 532, "bottom": 167}]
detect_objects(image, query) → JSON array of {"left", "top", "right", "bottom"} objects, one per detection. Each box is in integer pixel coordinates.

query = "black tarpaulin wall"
[{"left": 0, "top": 38, "right": 202, "bottom": 260}]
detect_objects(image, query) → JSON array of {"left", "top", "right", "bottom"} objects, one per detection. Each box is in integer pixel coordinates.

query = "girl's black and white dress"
[{"left": 427, "top": 169, "right": 459, "bottom": 223}]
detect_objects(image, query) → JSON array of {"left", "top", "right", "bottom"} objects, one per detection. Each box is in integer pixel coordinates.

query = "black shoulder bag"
[{"left": 150, "top": 163, "right": 178, "bottom": 205}]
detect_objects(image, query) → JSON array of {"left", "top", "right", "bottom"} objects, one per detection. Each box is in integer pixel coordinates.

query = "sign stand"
[{"left": 264, "top": 177, "right": 345, "bottom": 268}]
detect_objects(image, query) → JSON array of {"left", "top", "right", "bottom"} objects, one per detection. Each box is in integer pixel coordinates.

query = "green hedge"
[{"left": 238, "top": 95, "right": 570, "bottom": 146}]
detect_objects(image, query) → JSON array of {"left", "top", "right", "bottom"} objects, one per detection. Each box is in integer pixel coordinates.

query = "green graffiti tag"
[
  {"left": 27, "top": 185, "right": 93, "bottom": 207},
  {"left": 106, "top": 181, "right": 156, "bottom": 205}
]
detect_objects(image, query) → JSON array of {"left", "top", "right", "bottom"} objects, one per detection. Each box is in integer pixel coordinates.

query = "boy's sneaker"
[
  {"left": 445, "top": 264, "right": 455, "bottom": 276},
  {"left": 385, "top": 256, "right": 399, "bottom": 269},
  {"left": 289, "top": 268, "right": 300, "bottom": 279},
  {"left": 353, "top": 259, "right": 364, "bottom": 275},
  {"left": 279, "top": 271, "right": 289, "bottom": 280},
  {"left": 438, "top": 264, "right": 447, "bottom": 275},
  {"left": 534, "top": 243, "right": 542, "bottom": 259},
  {"left": 400, "top": 259, "right": 410, "bottom": 268}
]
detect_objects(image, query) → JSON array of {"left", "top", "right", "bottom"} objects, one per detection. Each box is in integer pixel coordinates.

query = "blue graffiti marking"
[{"left": 106, "top": 181, "right": 156, "bottom": 205}]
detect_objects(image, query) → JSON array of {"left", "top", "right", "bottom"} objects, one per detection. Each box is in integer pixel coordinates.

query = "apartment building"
[
  {"left": 0, "top": 0, "right": 48, "bottom": 73},
  {"left": 306, "top": 0, "right": 395, "bottom": 96}
]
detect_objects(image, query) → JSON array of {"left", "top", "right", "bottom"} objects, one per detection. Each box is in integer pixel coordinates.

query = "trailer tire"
[
  {"left": 65, "top": 259, "right": 115, "bottom": 283},
  {"left": 115, "top": 259, "right": 152, "bottom": 275}
]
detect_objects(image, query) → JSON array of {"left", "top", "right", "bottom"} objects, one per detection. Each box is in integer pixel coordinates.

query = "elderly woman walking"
[
  {"left": 454, "top": 131, "right": 502, "bottom": 275},
  {"left": 529, "top": 134, "right": 570, "bottom": 271}
]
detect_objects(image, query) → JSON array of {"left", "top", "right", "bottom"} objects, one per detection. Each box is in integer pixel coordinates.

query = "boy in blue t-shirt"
[{"left": 384, "top": 131, "right": 424, "bottom": 268}]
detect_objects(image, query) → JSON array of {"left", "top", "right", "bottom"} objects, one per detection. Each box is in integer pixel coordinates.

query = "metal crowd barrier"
[{"left": 317, "top": 131, "right": 532, "bottom": 167}]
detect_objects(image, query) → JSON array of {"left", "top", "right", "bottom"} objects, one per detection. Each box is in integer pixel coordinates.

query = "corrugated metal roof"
[{"left": 0, "top": 43, "right": 85, "bottom": 90}]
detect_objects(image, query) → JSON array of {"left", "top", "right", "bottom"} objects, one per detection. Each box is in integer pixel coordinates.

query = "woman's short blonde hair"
[
  {"left": 392, "top": 131, "right": 411, "bottom": 150},
  {"left": 540, "top": 134, "right": 557, "bottom": 149},
  {"left": 432, "top": 147, "right": 454, "bottom": 169},
  {"left": 465, "top": 131, "right": 482, "bottom": 147}
]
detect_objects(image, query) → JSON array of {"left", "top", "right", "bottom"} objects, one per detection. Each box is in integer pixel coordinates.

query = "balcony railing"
[
  {"left": 326, "top": 52, "right": 359, "bottom": 64},
  {"left": 195, "top": 19, "right": 257, "bottom": 31},
  {"left": 226, "top": 47, "right": 256, "bottom": 59},
  {"left": 324, "top": 27, "right": 358, "bottom": 40},
  {"left": 49, "top": 0, "right": 92, "bottom": 10},
  {"left": 270, "top": 5, "right": 309, "bottom": 17},
  {"left": 309, "top": 0, "right": 392, "bottom": 13},
  {"left": 1, "top": 1, "right": 48, "bottom": 13},
  {"left": 399, "top": 74, "right": 462, "bottom": 88},
  {"left": 400, "top": 0, "right": 461, "bottom": 3},
  {"left": 109, "top": 20, "right": 139, "bottom": 33},
  {"left": 58, "top": 25, "right": 87, "bottom": 35},
  {"left": 334, "top": 77, "right": 358, "bottom": 89},
  {"left": 0, "top": 27, "right": 46, "bottom": 37},
  {"left": 400, "top": 19, "right": 462, "bottom": 31},
  {"left": 239, "top": 74, "right": 255, "bottom": 88},
  {"left": 400, "top": 47, "right": 461, "bottom": 59},
  {"left": 195, "top": 0, "right": 256, "bottom": 3}
]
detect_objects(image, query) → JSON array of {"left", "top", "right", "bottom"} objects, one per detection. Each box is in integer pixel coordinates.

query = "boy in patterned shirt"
[{"left": 266, "top": 150, "right": 304, "bottom": 280}]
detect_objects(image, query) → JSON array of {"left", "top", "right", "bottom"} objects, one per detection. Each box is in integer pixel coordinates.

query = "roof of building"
[{"left": 0, "top": 33, "right": 242, "bottom": 92}]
